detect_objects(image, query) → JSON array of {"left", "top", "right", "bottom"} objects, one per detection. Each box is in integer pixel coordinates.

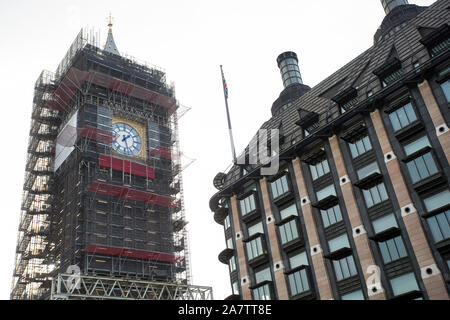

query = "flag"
[{"left": 222, "top": 69, "right": 228, "bottom": 99}]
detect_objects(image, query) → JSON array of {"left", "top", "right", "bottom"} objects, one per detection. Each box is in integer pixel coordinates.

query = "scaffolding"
[
  {"left": 11, "top": 28, "right": 195, "bottom": 299},
  {"left": 50, "top": 273, "right": 212, "bottom": 300}
]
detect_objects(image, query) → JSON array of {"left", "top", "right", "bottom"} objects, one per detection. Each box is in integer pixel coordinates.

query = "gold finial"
[{"left": 107, "top": 12, "right": 113, "bottom": 29}]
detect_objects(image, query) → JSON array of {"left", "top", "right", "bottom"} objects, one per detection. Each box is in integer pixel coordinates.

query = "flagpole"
[{"left": 220, "top": 65, "right": 237, "bottom": 163}]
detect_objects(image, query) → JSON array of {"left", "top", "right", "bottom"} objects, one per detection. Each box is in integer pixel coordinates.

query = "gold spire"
[
  {"left": 104, "top": 12, "right": 120, "bottom": 55},
  {"left": 107, "top": 12, "right": 113, "bottom": 29}
]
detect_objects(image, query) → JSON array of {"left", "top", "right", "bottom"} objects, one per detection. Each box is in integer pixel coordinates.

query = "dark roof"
[
  {"left": 213, "top": 0, "right": 450, "bottom": 197},
  {"left": 271, "top": 83, "right": 311, "bottom": 116},
  {"left": 374, "top": 4, "right": 427, "bottom": 44}
]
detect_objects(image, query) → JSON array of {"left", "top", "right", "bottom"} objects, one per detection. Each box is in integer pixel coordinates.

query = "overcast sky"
[{"left": 0, "top": 0, "right": 436, "bottom": 300}]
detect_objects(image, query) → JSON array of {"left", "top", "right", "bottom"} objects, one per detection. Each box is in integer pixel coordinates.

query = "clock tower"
[{"left": 10, "top": 19, "right": 207, "bottom": 300}]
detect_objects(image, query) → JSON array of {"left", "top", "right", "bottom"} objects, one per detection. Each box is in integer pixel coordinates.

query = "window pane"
[
  {"left": 390, "top": 273, "right": 419, "bottom": 296},
  {"left": 232, "top": 281, "right": 239, "bottom": 295},
  {"left": 310, "top": 159, "right": 330, "bottom": 181},
  {"left": 321, "top": 209, "right": 331, "bottom": 228},
  {"left": 227, "top": 237, "right": 234, "bottom": 249},
  {"left": 372, "top": 213, "right": 398, "bottom": 233},
  {"left": 387, "top": 239, "right": 400, "bottom": 261},
  {"left": 271, "top": 175, "right": 289, "bottom": 199},
  {"left": 357, "top": 162, "right": 380, "bottom": 179},
  {"left": 362, "top": 136, "right": 372, "bottom": 150},
  {"left": 224, "top": 215, "right": 231, "bottom": 229},
  {"left": 323, "top": 159, "right": 330, "bottom": 174},
  {"left": 248, "top": 222, "right": 263, "bottom": 237},
  {"left": 240, "top": 194, "right": 256, "bottom": 216},
  {"left": 280, "top": 204, "right": 298, "bottom": 220},
  {"left": 356, "top": 139, "right": 365, "bottom": 155},
  {"left": 441, "top": 80, "right": 450, "bottom": 102},
  {"left": 363, "top": 189, "right": 374, "bottom": 207},
  {"left": 424, "top": 190, "right": 450, "bottom": 212},
  {"left": 328, "top": 208, "right": 337, "bottom": 225},
  {"left": 229, "top": 256, "right": 236, "bottom": 272},
  {"left": 317, "top": 163, "right": 324, "bottom": 177},
  {"left": 328, "top": 234, "right": 350, "bottom": 252},
  {"left": 407, "top": 161, "right": 421, "bottom": 183},
  {"left": 340, "top": 258, "right": 350, "bottom": 279},
  {"left": 279, "top": 220, "right": 299, "bottom": 244},
  {"left": 347, "top": 256, "right": 357, "bottom": 276},
  {"left": 288, "top": 268, "right": 310, "bottom": 296},
  {"left": 414, "top": 156, "right": 428, "bottom": 180},
  {"left": 281, "top": 176, "right": 289, "bottom": 193},
  {"left": 289, "top": 251, "right": 308, "bottom": 269},
  {"left": 256, "top": 238, "right": 263, "bottom": 254},
  {"left": 341, "top": 290, "right": 365, "bottom": 300},
  {"left": 333, "top": 260, "right": 343, "bottom": 281},
  {"left": 389, "top": 112, "right": 401, "bottom": 131},
  {"left": 310, "top": 166, "right": 318, "bottom": 180},
  {"left": 389, "top": 103, "right": 417, "bottom": 132},
  {"left": 371, "top": 186, "right": 381, "bottom": 204},
  {"left": 364, "top": 183, "right": 388, "bottom": 207},
  {"left": 349, "top": 135, "right": 372, "bottom": 159},
  {"left": 246, "top": 237, "right": 264, "bottom": 260},
  {"left": 436, "top": 213, "right": 450, "bottom": 239},
  {"left": 321, "top": 205, "right": 342, "bottom": 228},
  {"left": 426, "top": 210, "right": 450, "bottom": 243},
  {"left": 404, "top": 136, "right": 431, "bottom": 156},
  {"left": 378, "top": 183, "right": 388, "bottom": 201},
  {"left": 404, "top": 103, "right": 417, "bottom": 123},
  {"left": 333, "top": 256, "right": 357, "bottom": 281},
  {"left": 423, "top": 153, "right": 438, "bottom": 175},
  {"left": 255, "top": 267, "right": 272, "bottom": 284},
  {"left": 427, "top": 216, "right": 443, "bottom": 242},
  {"left": 253, "top": 283, "right": 271, "bottom": 300},
  {"left": 349, "top": 143, "right": 358, "bottom": 158},
  {"left": 396, "top": 107, "right": 410, "bottom": 128},
  {"left": 394, "top": 236, "right": 408, "bottom": 258},
  {"left": 379, "top": 241, "right": 391, "bottom": 263},
  {"left": 316, "top": 184, "right": 336, "bottom": 201}
]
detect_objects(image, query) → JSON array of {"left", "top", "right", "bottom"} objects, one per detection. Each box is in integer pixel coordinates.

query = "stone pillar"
[
  {"left": 230, "top": 196, "right": 252, "bottom": 299},
  {"left": 370, "top": 109, "right": 449, "bottom": 300},
  {"left": 291, "top": 157, "right": 334, "bottom": 300},
  {"left": 328, "top": 134, "right": 387, "bottom": 299},
  {"left": 260, "top": 177, "right": 290, "bottom": 299}
]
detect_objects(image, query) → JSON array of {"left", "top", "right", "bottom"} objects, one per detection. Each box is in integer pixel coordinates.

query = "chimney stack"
[
  {"left": 277, "top": 51, "right": 303, "bottom": 88},
  {"left": 380, "top": 0, "right": 409, "bottom": 15}
]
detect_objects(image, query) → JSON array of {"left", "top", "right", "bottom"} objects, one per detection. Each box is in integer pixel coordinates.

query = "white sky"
[{"left": 0, "top": 0, "right": 436, "bottom": 300}]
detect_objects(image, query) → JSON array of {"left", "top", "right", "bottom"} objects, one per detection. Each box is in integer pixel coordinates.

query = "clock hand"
[
  {"left": 121, "top": 134, "right": 131, "bottom": 142},
  {"left": 124, "top": 138, "right": 130, "bottom": 149}
]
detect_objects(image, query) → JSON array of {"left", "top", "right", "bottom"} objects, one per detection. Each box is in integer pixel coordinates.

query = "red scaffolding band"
[
  {"left": 46, "top": 67, "right": 178, "bottom": 115},
  {"left": 78, "top": 125, "right": 117, "bottom": 144},
  {"left": 88, "top": 181, "right": 175, "bottom": 207},
  {"left": 149, "top": 146, "right": 172, "bottom": 159},
  {"left": 83, "top": 244, "right": 181, "bottom": 263},
  {"left": 98, "top": 154, "right": 155, "bottom": 179}
]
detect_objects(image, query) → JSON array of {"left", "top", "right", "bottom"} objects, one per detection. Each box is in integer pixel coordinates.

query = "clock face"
[{"left": 112, "top": 122, "right": 142, "bottom": 156}]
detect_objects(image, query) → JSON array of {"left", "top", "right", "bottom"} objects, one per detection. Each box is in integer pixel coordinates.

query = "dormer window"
[
  {"left": 296, "top": 109, "right": 319, "bottom": 137},
  {"left": 373, "top": 57, "right": 403, "bottom": 88},
  {"left": 332, "top": 87, "right": 358, "bottom": 112},
  {"left": 420, "top": 24, "right": 450, "bottom": 58}
]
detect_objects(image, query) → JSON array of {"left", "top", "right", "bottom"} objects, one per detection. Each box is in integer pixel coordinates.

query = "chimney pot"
[
  {"left": 380, "top": 0, "right": 409, "bottom": 15},
  {"left": 276, "top": 51, "right": 303, "bottom": 88}
]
